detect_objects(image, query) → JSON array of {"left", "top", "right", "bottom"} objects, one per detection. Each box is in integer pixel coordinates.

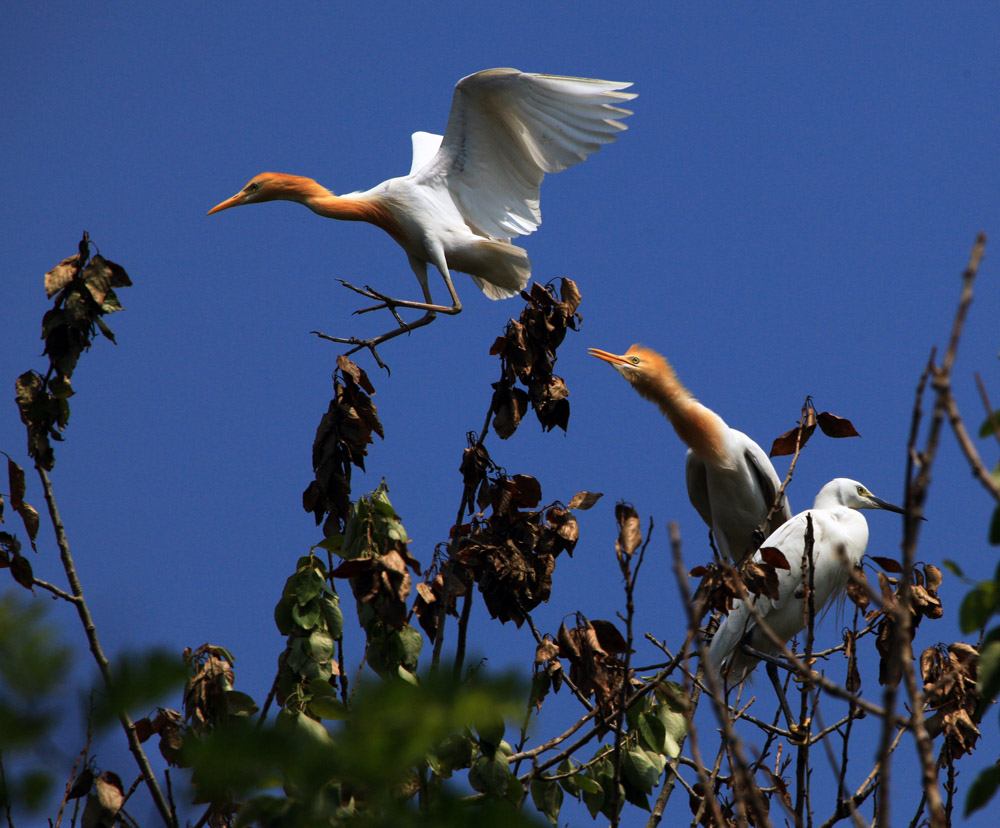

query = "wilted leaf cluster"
[
  {"left": 1, "top": 458, "right": 41, "bottom": 592},
  {"left": 769, "top": 399, "right": 860, "bottom": 457},
  {"left": 539, "top": 615, "right": 629, "bottom": 723},
  {"left": 848, "top": 559, "right": 943, "bottom": 686},
  {"left": 18, "top": 233, "right": 131, "bottom": 471},
  {"left": 12, "top": 236, "right": 130, "bottom": 471},
  {"left": 689, "top": 546, "right": 791, "bottom": 620},
  {"left": 451, "top": 464, "right": 598, "bottom": 627},
  {"left": 488, "top": 278, "right": 581, "bottom": 438},
  {"left": 921, "top": 642, "right": 980, "bottom": 757},
  {"left": 303, "top": 356, "right": 383, "bottom": 536}
]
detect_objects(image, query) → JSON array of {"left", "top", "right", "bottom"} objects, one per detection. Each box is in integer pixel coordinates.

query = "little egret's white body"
[
  {"left": 708, "top": 478, "right": 905, "bottom": 682},
  {"left": 209, "top": 69, "right": 635, "bottom": 351},
  {"left": 589, "top": 345, "right": 791, "bottom": 565}
]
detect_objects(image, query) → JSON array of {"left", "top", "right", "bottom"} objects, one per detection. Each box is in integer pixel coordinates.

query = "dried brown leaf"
[
  {"left": 44, "top": 254, "right": 81, "bottom": 298},
  {"left": 770, "top": 409, "right": 817, "bottom": 457},
  {"left": 758, "top": 546, "right": 790, "bottom": 570},
  {"left": 615, "top": 502, "right": 641, "bottom": 557},
  {"left": 10, "top": 554, "right": 34, "bottom": 592},
  {"left": 871, "top": 555, "right": 903, "bottom": 574},
  {"left": 535, "top": 638, "right": 560, "bottom": 663},
  {"left": 567, "top": 490, "right": 603, "bottom": 510},
  {"left": 845, "top": 566, "right": 871, "bottom": 612},
  {"left": 559, "top": 278, "right": 582, "bottom": 316},
  {"left": 590, "top": 619, "right": 628, "bottom": 654},
  {"left": 509, "top": 474, "right": 542, "bottom": 508},
  {"left": 7, "top": 459, "right": 26, "bottom": 511},
  {"left": 816, "top": 411, "right": 861, "bottom": 438},
  {"left": 924, "top": 564, "right": 943, "bottom": 592}
]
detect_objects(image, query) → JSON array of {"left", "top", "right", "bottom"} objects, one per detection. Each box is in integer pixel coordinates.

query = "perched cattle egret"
[
  {"left": 589, "top": 344, "right": 791, "bottom": 564},
  {"left": 209, "top": 68, "right": 635, "bottom": 354},
  {"left": 708, "top": 477, "right": 905, "bottom": 685}
]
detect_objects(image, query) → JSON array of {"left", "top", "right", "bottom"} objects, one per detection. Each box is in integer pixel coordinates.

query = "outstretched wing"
[
  {"left": 413, "top": 68, "right": 635, "bottom": 238},
  {"left": 409, "top": 132, "right": 443, "bottom": 176}
]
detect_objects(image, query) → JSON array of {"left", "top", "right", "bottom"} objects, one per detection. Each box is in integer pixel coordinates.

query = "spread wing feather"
[{"left": 412, "top": 68, "right": 634, "bottom": 239}]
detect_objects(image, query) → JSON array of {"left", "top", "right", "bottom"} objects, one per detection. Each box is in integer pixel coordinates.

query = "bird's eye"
[
  {"left": 630, "top": 356, "right": 640, "bottom": 365},
  {"left": 856, "top": 485, "right": 866, "bottom": 496},
  {"left": 244, "top": 182, "right": 260, "bottom": 194}
]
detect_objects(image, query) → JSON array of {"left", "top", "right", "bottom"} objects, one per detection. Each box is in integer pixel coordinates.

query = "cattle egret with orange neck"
[
  {"left": 589, "top": 344, "right": 791, "bottom": 565},
  {"left": 209, "top": 69, "right": 635, "bottom": 359}
]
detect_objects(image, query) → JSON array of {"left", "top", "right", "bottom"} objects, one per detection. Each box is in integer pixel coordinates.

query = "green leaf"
[
  {"left": 960, "top": 581, "right": 1000, "bottom": 633},
  {"left": 978, "top": 639, "right": 1000, "bottom": 705},
  {"left": 942, "top": 559, "right": 965, "bottom": 578},
  {"left": 476, "top": 711, "right": 506, "bottom": 759},
  {"left": 575, "top": 773, "right": 603, "bottom": 795},
  {"left": 469, "top": 754, "right": 512, "bottom": 797},
  {"left": 556, "top": 758, "right": 580, "bottom": 797},
  {"left": 319, "top": 596, "right": 343, "bottom": 639},
  {"left": 581, "top": 771, "right": 604, "bottom": 818},
  {"left": 978, "top": 411, "right": 1000, "bottom": 438},
  {"left": 637, "top": 711, "right": 667, "bottom": 754},
  {"left": 316, "top": 534, "right": 343, "bottom": 554},
  {"left": 530, "top": 777, "right": 563, "bottom": 826},
  {"left": 966, "top": 763, "right": 1000, "bottom": 815},
  {"left": 294, "top": 568, "right": 327, "bottom": 604},
  {"left": 291, "top": 599, "right": 321, "bottom": 630},
  {"left": 274, "top": 596, "right": 295, "bottom": 636},
  {"left": 434, "top": 732, "right": 475, "bottom": 776},
  {"left": 307, "top": 682, "right": 349, "bottom": 720},
  {"left": 622, "top": 776, "right": 651, "bottom": 810},
  {"left": 307, "top": 629, "right": 335, "bottom": 662},
  {"left": 224, "top": 690, "right": 260, "bottom": 718},
  {"left": 394, "top": 625, "right": 423, "bottom": 671},
  {"left": 622, "top": 748, "right": 659, "bottom": 793},
  {"left": 990, "top": 505, "right": 1000, "bottom": 546}
]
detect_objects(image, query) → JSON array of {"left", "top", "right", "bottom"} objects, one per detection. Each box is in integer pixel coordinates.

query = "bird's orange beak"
[
  {"left": 588, "top": 348, "right": 629, "bottom": 367},
  {"left": 206, "top": 191, "right": 245, "bottom": 216}
]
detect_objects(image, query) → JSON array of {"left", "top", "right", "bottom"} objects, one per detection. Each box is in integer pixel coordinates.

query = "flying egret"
[
  {"left": 208, "top": 68, "right": 635, "bottom": 356},
  {"left": 589, "top": 345, "right": 791, "bottom": 565},
  {"left": 708, "top": 478, "right": 905, "bottom": 693}
]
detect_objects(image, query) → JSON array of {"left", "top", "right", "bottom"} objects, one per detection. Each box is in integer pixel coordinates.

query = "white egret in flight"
[
  {"left": 589, "top": 344, "right": 791, "bottom": 564},
  {"left": 208, "top": 69, "right": 635, "bottom": 358}
]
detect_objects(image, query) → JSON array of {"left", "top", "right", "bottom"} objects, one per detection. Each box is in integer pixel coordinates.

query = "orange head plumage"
[{"left": 207, "top": 173, "right": 333, "bottom": 215}]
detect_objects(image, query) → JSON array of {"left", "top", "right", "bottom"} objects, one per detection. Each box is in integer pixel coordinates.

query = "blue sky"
[{"left": 3, "top": 2, "right": 1000, "bottom": 825}]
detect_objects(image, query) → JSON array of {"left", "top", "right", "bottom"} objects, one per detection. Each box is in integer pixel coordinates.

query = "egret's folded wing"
[
  {"left": 744, "top": 441, "right": 793, "bottom": 534},
  {"left": 414, "top": 68, "right": 635, "bottom": 239},
  {"left": 685, "top": 451, "right": 714, "bottom": 529}
]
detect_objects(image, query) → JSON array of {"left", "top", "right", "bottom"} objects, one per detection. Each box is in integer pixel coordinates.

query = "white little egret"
[
  {"left": 708, "top": 478, "right": 905, "bottom": 686},
  {"left": 589, "top": 344, "right": 791, "bottom": 564},
  {"left": 209, "top": 69, "right": 635, "bottom": 354}
]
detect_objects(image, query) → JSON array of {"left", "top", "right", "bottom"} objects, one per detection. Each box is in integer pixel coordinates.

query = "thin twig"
[{"left": 36, "top": 466, "right": 176, "bottom": 828}]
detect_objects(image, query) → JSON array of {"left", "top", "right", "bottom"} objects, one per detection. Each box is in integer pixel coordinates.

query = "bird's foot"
[
  {"left": 337, "top": 280, "right": 408, "bottom": 327},
  {"left": 311, "top": 330, "right": 390, "bottom": 373}
]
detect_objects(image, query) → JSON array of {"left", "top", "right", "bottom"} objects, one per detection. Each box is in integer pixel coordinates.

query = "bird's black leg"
[
  {"left": 765, "top": 660, "right": 797, "bottom": 731},
  {"left": 739, "top": 641, "right": 804, "bottom": 736},
  {"left": 336, "top": 279, "right": 462, "bottom": 316}
]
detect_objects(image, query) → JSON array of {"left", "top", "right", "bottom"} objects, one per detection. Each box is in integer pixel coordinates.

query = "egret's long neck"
[
  {"left": 633, "top": 362, "right": 730, "bottom": 465},
  {"left": 275, "top": 175, "right": 404, "bottom": 239}
]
